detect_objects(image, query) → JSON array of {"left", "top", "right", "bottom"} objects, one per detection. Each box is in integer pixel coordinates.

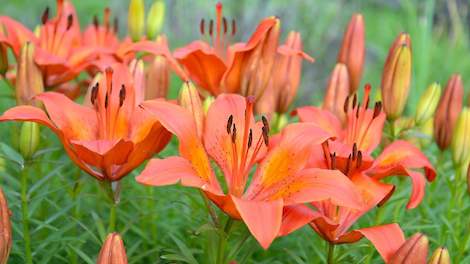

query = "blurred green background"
[{"left": 1, "top": 0, "right": 470, "bottom": 263}]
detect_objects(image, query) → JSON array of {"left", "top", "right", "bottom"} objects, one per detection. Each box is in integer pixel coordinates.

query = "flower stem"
[
  {"left": 216, "top": 217, "right": 234, "bottom": 264},
  {"left": 327, "top": 243, "right": 335, "bottom": 264},
  {"left": 21, "top": 163, "right": 33, "bottom": 264},
  {"left": 108, "top": 201, "right": 117, "bottom": 232}
]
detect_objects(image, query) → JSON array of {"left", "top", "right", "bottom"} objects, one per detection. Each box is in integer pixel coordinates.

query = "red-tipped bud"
[
  {"left": 337, "top": 14, "right": 365, "bottom": 93},
  {"left": 96, "top": 233, "right": 128, "bottom": 264},
  {"left": 433, "top": 74, "right": 464, "bottom": 150},
  {"left": 381, "top": 33, "right": 412, "bottom": 120},
  {"left": 323, "top": 63, "right": 350, "bottom": 121},
  {"left": 389, "top": 233, "right": 428, "bottom": 264}
]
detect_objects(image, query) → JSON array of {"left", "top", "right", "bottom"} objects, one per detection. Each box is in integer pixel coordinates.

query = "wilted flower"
[
  {"left": 337, "top": 14, "right": 365, "bottom": 93},
  {"left": 256, "top": 31, "right": 313, "bottom": 114},
  {"left": 15, "top": 42, "right": 44, "bottom": 106},
  {"left": 429, "top": 247, "right": 450, "bottom": 264},
  {"left": 137, "top": 94, "right": 362, "bottom": 249},
  {"left": 323, "top": 63, "right": 349, "bottom": 121},
  {"left": 451, "top": 107, "right": 470, "bottom": 167},
  {"left": 0, "top": 187, "right": 11, "bottom": 264},
  {"left": 415, "top": 82, "right": 441, "bottom": 126},
  {"left": 434, "top": 74, "right": 464, "bottom": 150},
  {"left": 146, "top": 0, "right": 165, "bottom": 40},
  {"left": 381, "top": 32, "right": 412, "bottom": 120},
  {"left": 96, "top": 233, "right": 128, "bottom": 264},
  {"left": 128, "top": 0, "right": 145, "bottom": 41},
  {"left": 0, "top": 64, "right": 171, "bottom": 181}
]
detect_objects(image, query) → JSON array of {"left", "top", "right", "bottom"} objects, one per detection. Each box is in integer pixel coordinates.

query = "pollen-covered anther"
[
  {"left": 261, "top": 116, "right": 270, "bottom": 133},
  {"left": 93, "top": 15, "right": 99, "bottom": 28},
  {"left": 113, "top": 17, "right": 119, "bottom": 33},
  {"left": 262, "top": 126, "right": 269, "bottom": 146},
  {"left": 119, "top": 84, "right": 126, "bottom": 107},
  {"left": 226, "top": 114, "right": 233, "bottom": 134},
  {"left": 222, "top": 17, "right": 228, "bottom": 34},
  {"left": 231, "top": 19, "right": 236, "bottom": 36},
  {"left": 352, "top": 143, "right": 357, "bottom": 160},
  {"left": 356, "top": 151, "right": 363, "bottom": 168},
  {"left": 373, "top": 101, "right": 382, "bottom": 118},
  {"left": 91, "top": 83, "right": 99, "bottom": 105},
  {"left": 66, "top": 14, "right": 74, "bottom": 30},
  {"left": 231, "top": 124, "right": 237, "bottom": 143},
  {"left": 209, "top": 19, "right": 214, "bottom": 36},
  {"left": 199, "top": 19, "right": 205, "bottom": 35},
  {"left": 344, "top": 95, "right": 350, "bottom": 113},
  {"left": 352, "top": 94, "right": 357, "bottom": 109},
  {"left": 41, "top": 7, "right": 50, "bottom": 24},
  {"left": 330, "top": 152, "right": 336, "bottom": 170},
  {"left": 247, "top": 128, "right": 253, "bottom": 148},
  {"left": 345, "top": 154, "right": 352, "bottom": 175}
]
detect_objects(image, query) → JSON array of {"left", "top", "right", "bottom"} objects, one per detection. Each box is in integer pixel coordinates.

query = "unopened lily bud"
[
  {"left": 145, "top": 55, "right": 169, "bottom": 99},
  {"left": 0, "top": 25, "right": 8, "bottom": 76},
  {"left": 337, "top": 14, "right": 365, "bottom": 93},
  {"left": 19, "top": 122, "right": 40, "bottom": 159},
  {"left": 202, "top": 96, "right": 215, "bottom": 114},
  {"left": 97, "top": 233, "right": 128, "bottom": 264},
  {"left": 0, "top": 187, "right": 12, "bottom": 264},
  {"left": 389, "top": 233, "right": 428, "bottom": 264},
  {"left": 381, "top": 33, "right": 412, "bottom": 120},
  {"left": 146, "top": 0, "right": 165, "bottom": 40},
  {"left": 415, "top": 82, "right": 441, "bottom": 126},
  {"left": 179, "top": 82, "right": 204, "bottom": 137},
  {"left": 429, "top": 247, "right": 450, "bottom": 264},
  {"left": 16, "top": 42, "right": 44, "bottom": 106},
  {"left": 128, "top": 0, "right": 145, "bottom": 41},
  {"left": 451, "top": 107, "right": 470, "bottom": 167},
  {"left": 323, "top": 63, "right": 350, "bottom": 121},
  {"left": 434, "top": 74, "right": 464, "bottom": 150},
  {"left": 418, "top": 118, "right": 434, "bottom": 147}
]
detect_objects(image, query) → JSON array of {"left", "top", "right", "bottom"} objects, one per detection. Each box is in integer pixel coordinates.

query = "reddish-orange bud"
[
  {"left": 16, "top": 42, "right": 44, "bottom": 106},
  {"left": 337, "top": 14, "right": 365, "bottom": 93},
  {"left": 323, "top": 63, "right": 350, "bottom": 121},
  {"left": 97, "top": 233, "right": 128, "bottom": 264},
  {"left": 0, "top": 187, "right": 11, "bottom": 264},
  {"left": 433, "top": 74, "right": 464, "bottom": 150},
  {"left": 381, "top": 32, "right": 412, "bottom": 120},
  {"left": 146, "top": 55, "right": 169, "bottom": 99},
  {"left": 0, "top": 25, "right": 8, "bottom": 76},
  {"left": 389, "top": 233, "right": 428, "bottom": 264}
]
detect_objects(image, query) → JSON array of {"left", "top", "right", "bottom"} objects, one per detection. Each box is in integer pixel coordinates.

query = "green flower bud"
[
  {"left": 19, "top": 122, "right": 39, "bottom": 159},
  {"left": 128, "top": 0, "right": 145, "bottom": 41},
  {"left": 451, "top": 107, "right": 470, "bottom": 167},
  {"left": 415, "top": 82, "right": 441, "bottom": 126},
  {"left": 146, "top": 0, "right": 165, "bottom": 40}
]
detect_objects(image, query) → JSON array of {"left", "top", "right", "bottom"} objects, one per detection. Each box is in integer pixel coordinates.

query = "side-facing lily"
[
  {"left": 0, "top": 63, "right": 171, "bottom": 181},
  {"left": 136, "top": 93, "right": 363, "bottom": 249}
]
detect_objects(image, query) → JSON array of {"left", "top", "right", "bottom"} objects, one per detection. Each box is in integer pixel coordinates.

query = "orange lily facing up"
[
  {"left": 0, "top": 63, "right": 171, "bottom": 181},
  {"left": 294, "top": 85, "right": 436, "bottom": 244},
  {"left": 136, "top": 93, "right": 363, "bottom": 249}
]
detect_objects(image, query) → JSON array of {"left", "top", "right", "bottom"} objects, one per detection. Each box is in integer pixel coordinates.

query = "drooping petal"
[
  {"left": 0, "top": 16, "right": 37, "bottom": 56},
  {"left": 355, "top": 224, "right": 405, "bottom": 262},
  {"left": 278, "top": 204, "right": 316, "bottom": 236},
  {"left": 231, "top": 195, "right": 283, "bottom": 249},
  {"left": 174, "top": 41, "right": 227, "bottom": 95}
]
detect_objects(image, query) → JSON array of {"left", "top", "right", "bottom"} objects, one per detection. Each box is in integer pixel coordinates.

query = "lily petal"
[
  {"left": 294, "top": 106, "right": 342, "bottom": 138},
  {"left": 356, "top": 224, "right": 405, "bottom": 263},
  {"left": 278, "top": 204, "right": 316, "bottom": 236}
]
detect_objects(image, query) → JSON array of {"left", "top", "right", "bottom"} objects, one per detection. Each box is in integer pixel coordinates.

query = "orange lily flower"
[
  {"left": 136, "top": 93, "right": 363, "bottom": 249},
  {"left": 292, "top": 85, "right": 435, "bottom": 244},
  {"left": 0, "top": 63, "right": 171, "bottom": 181},
  {"left": 174, "top": 2, "right": 285, "bottom": 98}
]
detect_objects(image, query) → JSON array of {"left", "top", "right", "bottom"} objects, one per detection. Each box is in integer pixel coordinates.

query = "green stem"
[
  {"left": 327, "top": 243, "right": 335, "bottom": 264},
  {"left": 216, "top": 218, "right": 234, "bottom": 264},
  {"left": 21, "top": 164, "right": 33, "bottom": 264},
  {"left": 200, "top": 191, "right": 219, "bottom": 227},
  {"left": 108, "top": 202, "right": 117, "bottom": 232}
]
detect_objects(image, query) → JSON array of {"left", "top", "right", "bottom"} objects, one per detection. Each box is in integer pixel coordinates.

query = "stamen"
[
  {"left": 330, "top": 152, "right": 336, "bottom": 170},
  {"left": 355, "top": 103, "right": 361, "bottom": 118},
  {"left": 209, "top": 19, "right": 214, "bottom": 36},
  {"left": 119, "top": 84, "right": 126, "bottom": 107},
  {"left": 262, "top": 116, "right": 270, "bottom": 133},
  {"left": 222, "top": 17, "right": 228, "bottom": 34},
  {"left": 199, "top": 19, "right": 205, "bottom": 35},
  {"left": 248, "top": 129, "right": 253, "bottom": 148},
  {"left": 66, "top": 14, "right": 74, "bottom": 30},
  {"left": 113, "top": 17, "right": 119, "bottom": 33},
  {"left": 231, "top": 19, "right": 236, "bottom": 36},
  {"left": 321, "top": 141, "right": 331, "bottom": 166},
  {"left": 93, "top": 15, "right": 99, "bottom": 28},
  {"left": 356, "top": 151, "right": 363, "bottom": 168},
  {"left": 231, "top": 124, "right": 237, "bottom": 143},
  {"left": 262, "top": 126, "right": 269, "bottom": 146},
  {"left": 41, "top": 7, "right": 49, "bottom": 24},
  {"left": 352, "top": 94, "right": 357, "bottom": 109},
  {"left": 373, "top": 101, "right": 382, "bottom": 118},
  {"left": 226, "top": 115, "right": 233, "bottom": 134},
  {"left": 345, "top": 154, "right": 352, "bottom": 175},
  {"left": 352, "top": 143, "right": 357, "bottom": 160},
  {"left": 90, "top": 83, "right": 99, "bottom": 105},
  {"left": 104, "top": 93, "right": 109, "bottom": 108},
  {"left": 344, "top": 95, "right": 350, "bottom": 113}
]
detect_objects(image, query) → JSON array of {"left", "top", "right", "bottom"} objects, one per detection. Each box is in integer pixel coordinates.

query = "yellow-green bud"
[
  {"left": 19, "top": 122, "right": 39, "bottom": 159},
  {"left": 451, "top": 107, "right": 470, "bottom": 167},
  {"left": 202, "top": 96, "right": 215, "bottom": 114},
  {"left": 128, "top": 0, "right": 145, "bottom": 42},
  {"left": 146, "top": 0, "right": 165, "bottom": 40},
  {"left": 415, "top": 82, "right": 441, "bottom": 126},
  {"left": 428, "top": 247, "right": 450, "bottom": 264}
]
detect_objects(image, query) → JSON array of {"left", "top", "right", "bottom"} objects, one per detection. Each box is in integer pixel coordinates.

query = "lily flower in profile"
[
  {"left": 0, "top": 64, "right": 171, "bottom": 181},
  {"left": 137, "top": 93, "right": 363, "bottom": 249},
  {"left": 175, "top": 2, "right": 307, "bottom": 99}
]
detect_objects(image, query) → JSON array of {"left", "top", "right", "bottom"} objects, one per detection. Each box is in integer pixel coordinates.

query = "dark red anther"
[
  {"left": 199, "top": 19, "right": 205, "bottom": 35},
  {"left": 222, "top": 17, "right": 228, "bottom": 34},
  {"left": 373, "top": 101, "right": 382, "bottom": 118},
  {"left": 232, "top": 124, "right": 237, "bottom": 143},
  {"left": 352, "top": 143, "right": 357, "bottom": 160},
  {"left": 330, "top": 152, "right": 336, "bottom": 170},
  {"left": 93, "top": 15, "right": 99, "bottom": 28},
  {"left": 352, "top": 94, "right": 357, "bottom": 109},
  {"left": 248, "top": 128, "right": 253, "bottom": 148},
  {"left": 66, "top": 14, "right": 74, "bottom": 30},
  {"left": 209, "top": 19, "right": 214, "bottom": 36},
  {"left": 226, "top": 115, "right": 233, "bottom": 134},
  {"left": 231, "top": 19, "right": 236, "bottom": 36},
  {"left": 113, "top": 17, "right": 119, "bottom": 33},
  {"left": 41, "top": 7, "right": 50, "bottom": 24},
  {"left": 90, "top": 83, "right": 99, "bottom": 105},
  {"left": 119, "top": 84, "right": 126, "bottom": 107},
  {"left": 356, "top": 151, "right": 363, "bottom": 168},
  {"left": 262, "top": 116, "right": 270, "bottom": 133},
  {"left": 345, "top": 154, "right": 352, "bottom": 175},
  {"left": 104, "top": 93, "right": 109, "bottom": 108},
  {"left": 365, "top": 97, "right": 370, "bottom": 109},
  {"left": 262, "top": 126, "right": 269, "bottom": 146},
  {"left": 356, "top": 103, "right": 361, "bottom": 118},
  {"left": 344, "top": 95, "right": 350, "bottom": 113}
]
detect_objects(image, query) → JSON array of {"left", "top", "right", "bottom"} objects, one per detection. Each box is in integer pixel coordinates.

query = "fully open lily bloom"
[
  {"left": 293, "top": 85, "right": 435, "bottom": 244},
  {"left": 136, "top": 93, "right": 363, "bottom": 249},
  {"left": 174, "top": 2, "right": 284, "bottom": 98},
  {"left": 0, "top": 63, "right": 171, "bottom": 181}
]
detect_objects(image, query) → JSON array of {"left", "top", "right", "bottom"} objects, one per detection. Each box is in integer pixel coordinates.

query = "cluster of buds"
[{"left": 128, "top": 0, "right": 166, "bottom": 41}]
